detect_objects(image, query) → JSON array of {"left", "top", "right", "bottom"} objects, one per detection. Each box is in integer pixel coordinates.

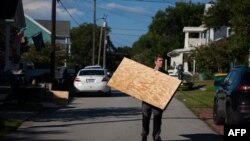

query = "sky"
[{"left": 22, "top": 0, "right": 211, "bottom": 47}]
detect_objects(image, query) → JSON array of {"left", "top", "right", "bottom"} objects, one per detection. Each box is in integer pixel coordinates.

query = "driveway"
[{"left": 2, "top": 90, "right": 223, "bottom": 141}]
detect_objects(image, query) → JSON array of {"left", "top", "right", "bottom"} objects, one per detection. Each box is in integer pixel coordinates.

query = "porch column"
[
  {"left": 193, "top": 58, "right": 196, "bottom": 74},
  {"left": 184, "top": 61, "right": 188, "bottom": 72},
  {"left": 199, "top": 32, "right": 201, "bottom": 46},
  {"left": 210, "top": 28, "right": 214, "bottom": 41},
  {"left": 184, "top": 32, "right": 189, "bottom": 48},
  {"left": 4, "top": 24, "right": 10, "bottom": 71},
  {"left": 64, "top": 38, "right": 68, "bottom": 67},
  {"left": 206, "top": 30, "right": 209, "bottom": 45}
]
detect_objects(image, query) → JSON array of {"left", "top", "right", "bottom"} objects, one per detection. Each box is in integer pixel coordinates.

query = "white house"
[{"left": 167, "top": 3, "right": 232, "bottom": 74}]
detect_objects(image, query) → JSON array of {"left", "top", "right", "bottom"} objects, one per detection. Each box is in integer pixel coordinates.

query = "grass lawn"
[
  {"left": 0, "top": 118, "right": 22, "bottom": 138},
  {"left": 175, "top": 80, "right": 226, "bottom": 135},
  {"left": 175, "top": 80, "right": 215, "bottom": 110}
]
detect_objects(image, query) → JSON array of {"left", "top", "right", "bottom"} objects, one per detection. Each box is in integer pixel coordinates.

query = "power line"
[
  {"left": 111, "top": 34, "right": 136, "bottom": 47},
  {"left": 112, "top": 27, "right": 147, "bottom": 31},
  {"left": 98, "top": 6, "right": 149, "bottom": 24},
  {"left": 110, "top": 33, "right": 143, "bottom": 37},
  {"left": 72, "top": 0, "right": 93, "bottom": 22},
  {"left": 72, "top": 0, "right": 84, "bottom": 10},
  {"left": 121, "top": 0, "right": 175, "bottom": 5},
  {"left": 58, "top": 0, "right": 81, "bottom": 26}
]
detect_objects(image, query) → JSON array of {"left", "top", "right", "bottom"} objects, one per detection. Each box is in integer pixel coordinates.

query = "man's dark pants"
[{"left": 141, "top": 102, "right": 163, "bottom": 140}]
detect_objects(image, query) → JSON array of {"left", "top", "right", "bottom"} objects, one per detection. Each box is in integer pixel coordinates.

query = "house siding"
[
  {"left": 24, "top": 15, "right": 51, "bottom": 44},
  {"left": 214, "top": 26, "right": 228, "bottom": 40}
]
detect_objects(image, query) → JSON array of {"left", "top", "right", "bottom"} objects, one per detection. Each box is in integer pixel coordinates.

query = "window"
[
  {"left": 79, "top": 70, "right": 105, "bottom": 76},
  {"left": 228, "top": 71, "right": 239, "bottom": 85},
  {"left": 242, "top": 71, "right": 250, "bottom": 84}
]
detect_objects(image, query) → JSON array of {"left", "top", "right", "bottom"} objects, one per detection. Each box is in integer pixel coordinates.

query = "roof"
[
  {"left": 25, "top": 14, "right": 51, "bottom": 35},
  {"left": 0, "top": 0, "right": 25, "bottom": 28},
  {"left": 204, "top": 3, "right": 213, "bottom": 16},
  {"left": 183, "top": 26, "right": 207, "bottom": 32},
  {"left": 36, "top": 20, "right": 70, "bottom": 37},
  {"left": 24, "top": 14, "right": 71, "bottom": 44},
  {"left": 167, "top": 48, "right": 193, "bottom": 57},
  {"left": 24, "top": 14, "right": 51, "bottom": 43}
]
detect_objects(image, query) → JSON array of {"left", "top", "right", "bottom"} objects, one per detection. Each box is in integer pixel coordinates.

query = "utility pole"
[
  {"left": 4, "top": 24, "right": 10, "bottom": 71},
  {"left": 51, "top": 0, "right": 56, "bottom": 82},
  {"left": 97, "top": 18, "right": 103, "bottom": 66},
  {"left": 92, "top": 0, "right": 96, "bottom": 65},
  {"left": 98, "top": 15, "right": 106, "bottom": 65},
  {"left": 103, "top": 20, "right": 107, "bottom": 69}
]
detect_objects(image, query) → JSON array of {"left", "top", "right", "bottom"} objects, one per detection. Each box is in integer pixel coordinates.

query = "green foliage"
[
  {"left": 0, "top": 118, "right": 22, "bottom": 137},
  {"left": 70, "top": 22, "right": 132, "bottom": 70},
  {"left": 204, "top": 0, "right": 250, "bottom": 35},
  {"left": 70, "top": 23, "right": 111, "bottom": 67},
  {"left": 21, "top": 44, "right": 65, "bottom": 68},
  {"left": 202, "top": 0, "right": 250, "bottom": 69},
  {"left": 70, "top": 23, "right": 94, "bottom": 67},
  {"left": 132, "top": 33, "right": 167, "bottom": 66},
  {"left": 203, "top": 0, "right": 232, "bottom": 29},
  {"left": 106, "top": 47, "right": 133, "bottom": 71},
  {"left": 227, "top": 35, "right": 250, "bottom": 65},
  {"left": 131, "top": 2, "right": 205, "bottom": 65},
  {"left": 176, "top": 80, "right": 215, "bottom": 109},
  {"left": 191, "top": 36, "right": 249, "bottom": 74},
  {"left": 191, "top": 41, "right": 231, "bottom": 73}
]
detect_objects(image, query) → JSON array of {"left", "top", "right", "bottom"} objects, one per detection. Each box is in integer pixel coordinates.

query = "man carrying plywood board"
[{"left": 108, "top": 55, "right": 181, "bottom": 141}]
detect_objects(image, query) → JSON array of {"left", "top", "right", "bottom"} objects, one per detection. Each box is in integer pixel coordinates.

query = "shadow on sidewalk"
[{"left": 166, "top": 133, "right": 223, "bottom": 141}]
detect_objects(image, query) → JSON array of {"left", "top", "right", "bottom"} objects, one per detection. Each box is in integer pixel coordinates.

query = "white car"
[
  {"left": 73, "top": 68, "right": 111, "bottom": 96},
  {"left": 84, "top": 65, "right": 102, "bottom": 69}
]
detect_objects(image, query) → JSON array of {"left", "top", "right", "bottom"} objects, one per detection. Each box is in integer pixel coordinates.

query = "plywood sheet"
[
  {"left": 51, "top": 90, "right": 69, "bottom": 100},
  {"left": 108, "top": 57, "right": 181, "bottom": 110}
]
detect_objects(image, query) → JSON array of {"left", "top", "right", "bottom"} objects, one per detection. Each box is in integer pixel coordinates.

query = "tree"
[
  {"left": 204, "top": 0, "right": 250, "bottom": 35},
  {"left": 106, "top": 46, "right": 132, "bottom": 72},
  {"left": 191, "top": 40, "right": 231, "bottom": 75},
  {"left": 70, "top": 23, "right": 94, "bottom": 67},
  {"left": 131, "top": 2, "right": 205, "bottom": 66},
  {"left": 204, "top": 0, "right": 250, "bottom": 66},
  {"left": 70, "top": 22, "right": 127, "bottom": 70},
  {"left": 21, "top": 43, "right": 65, "bottom": 68}
]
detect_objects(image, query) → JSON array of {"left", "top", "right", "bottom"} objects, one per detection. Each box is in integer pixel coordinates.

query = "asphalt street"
[{"left": 2, "top": 90, "right": 223, "bottom": 141}]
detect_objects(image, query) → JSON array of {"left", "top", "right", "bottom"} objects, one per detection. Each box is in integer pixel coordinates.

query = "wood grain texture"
[
  {"left": 108, "top": 57, "right": 181, "bottom": 109},
  {"left": 51, "top": 90, "right": 69, "bottom": 100}
]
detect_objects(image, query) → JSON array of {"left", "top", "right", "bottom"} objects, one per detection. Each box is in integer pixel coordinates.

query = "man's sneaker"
[
  {"left": 154, "top": 137, "right": 162, "bottom": 141},
  {"left": 142, "top": 136, "right": 147, "bottom": 141}
]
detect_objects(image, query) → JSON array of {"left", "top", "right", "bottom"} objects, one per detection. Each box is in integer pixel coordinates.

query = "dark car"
[{"left": 213, "top": 66, "right": 250, "bottom": 125}]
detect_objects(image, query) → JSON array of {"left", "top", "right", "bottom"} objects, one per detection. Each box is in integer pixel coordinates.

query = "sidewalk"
[
  {"left": 0, "top": 103, "right": 43, "bottom": 122},
  {"left": 195, "top": 108, "right": 224, "bottom": 135},
  {"left": 0, "top": 87, "right": 73, "bottom": 123},
  {"left": 0, "top": 101, "right": 67, "bottom": 124}
]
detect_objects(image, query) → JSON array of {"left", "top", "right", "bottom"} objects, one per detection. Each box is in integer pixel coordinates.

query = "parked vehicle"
[
  {"left": 84, "top": 65, "right": 102, "bottom": 69},
  {"left": 84, "top": 65, "right": 112, "bottom": 77},
  {"left": 73, "top": 67, "right": 111, "bottom": 96},
  {"left": 55, "top": 66, "right": 75, "bottom": 83},
  {"left": 0, "top": 70, "right": 11, "bottom": 102},
  {"left": 213, "top": 66, "right": 250, "bottom": 125},
  {"left": 19, "top": 61, "right": 50, "bottom": 83}
]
